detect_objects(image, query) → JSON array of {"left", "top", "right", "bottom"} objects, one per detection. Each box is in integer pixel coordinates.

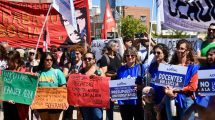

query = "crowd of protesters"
[{"left": 0, "top": 23, "right": 215, "bottom": 120}]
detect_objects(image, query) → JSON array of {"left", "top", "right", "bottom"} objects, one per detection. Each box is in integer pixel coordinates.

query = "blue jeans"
[
  {"left": 165, "top": 96, "right": 194, "bottom": 120},
  {"left": 80, "top": 107, "right": 103, "bottom": 120}
]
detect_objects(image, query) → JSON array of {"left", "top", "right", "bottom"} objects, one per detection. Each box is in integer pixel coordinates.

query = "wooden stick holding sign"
[{"left": 31, "top": 87, "right": 68, "bottom": 109}]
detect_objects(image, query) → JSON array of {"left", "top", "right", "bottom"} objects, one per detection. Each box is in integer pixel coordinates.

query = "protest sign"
[
  {"left": 31, "top": 87, "right": 68, "bottom": 109},
  {"left": 1, "top": 70, "right": 38, "bottom": 105},
  {"left": 109, "top": 78, "right": 137, "bottom": 100},
  {"left": 91, "top": 38, "right": 124, "bottom": 61},
  {"left": 198, "top": 70, "right": 215, "bottom": 96},
  {"left": 155, "top": 63, "right": 188, "bottom": 89},
  {"left": 67, "top": 74, "right": 110, "bottom": 108}
]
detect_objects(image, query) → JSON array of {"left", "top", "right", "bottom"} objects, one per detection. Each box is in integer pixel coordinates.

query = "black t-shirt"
[{"left": 99, "top": 54, "right": 121, "bottom": 79}]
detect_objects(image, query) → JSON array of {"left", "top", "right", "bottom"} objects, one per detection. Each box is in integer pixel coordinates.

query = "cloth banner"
[
  {"left": 0, "top": 0, "right": 91, "bottom": 48},
  {"left": 109, "top": 78, "right": 137, "bottom": 100},
  {"left": 0, "top": 70, "right": 38, "bottom": 105},
  {"left": 67, "top": 74, "right": 110, "bottom": 108},
  {"left": 31, "top": 87, "right": 68, "bottom": 109},
  {"left": 155, "top": 63, "right": 188, "bottom": 89},
  {"left": 198, "top": 70, "right": 215, "bottom": 96},
  {"left": 163, "top": 0, "right": 215, "bottom": 31}
]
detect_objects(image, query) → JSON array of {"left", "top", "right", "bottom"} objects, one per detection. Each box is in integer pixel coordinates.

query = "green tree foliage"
[{"left": 121, "top": 16, "right": 147, "bottom": 38}]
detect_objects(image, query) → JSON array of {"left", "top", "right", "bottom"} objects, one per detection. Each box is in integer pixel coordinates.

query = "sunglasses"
[
  {"left": 29, "top": 52, "right": 35, "bottom": 55},
  {"left": 208, "top": 28, "right": 215, "bottom": 32},
  {"left": 153, "top": 51, "right": 162, "bottom": 55},
  {"left": 84, "top": 57, "right": 93, "bottom": 61},
  {"left": 45, "top": 59, "right": 53, "bottom": 62},
  {"left": 125, "top": 55, "right": 136, "bottom": 58}
]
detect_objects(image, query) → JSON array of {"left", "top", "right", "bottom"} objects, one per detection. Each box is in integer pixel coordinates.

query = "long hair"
[
  {"left": 7, "top": 51, "right": 23, "bottom": 70},
  {"left": 170, "top": 39, "right": 196, "bottom": 64},
  {"left": 0, "top": 44, "right": 7, "bottom": 60},
  {"left": 153, "top": 43, "right": 169, "bottom": 62},
  {"left": 37, "top": 52, "right": 57, "bottom": 71},
  {"left": 123, "top": 47, "right": 141, "bottom": 64}
]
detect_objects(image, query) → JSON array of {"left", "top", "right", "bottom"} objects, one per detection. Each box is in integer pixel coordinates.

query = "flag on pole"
[
  {"left": 101, "top": 0, "right": 116, "bottom": 39},
  {"left": 53, "top": 0, "right": 77, "bottom": 30},
  {"left": 43, "top": 23, "right": 50, "bottom": 52}
]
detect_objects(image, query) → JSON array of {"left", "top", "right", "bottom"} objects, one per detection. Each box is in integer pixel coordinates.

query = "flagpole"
[
  {"left": 146, "top": 0, "right": 155, "bottom": 86},
  {"left": 34, "top": 3, "right": 52, "bottom": 59}
]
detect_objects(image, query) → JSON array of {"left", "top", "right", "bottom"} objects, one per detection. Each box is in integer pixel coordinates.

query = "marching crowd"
[{"left": 0, "top": 23, "right": 215, "bottom": 120}]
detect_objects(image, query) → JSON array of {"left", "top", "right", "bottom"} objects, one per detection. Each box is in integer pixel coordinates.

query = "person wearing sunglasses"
[
  {"left": 198, "top": 23, "right": 215, "bottom": 64},
  {"left": 36, "top": 52, "right": 66, "bottom": 120},
  {"left": 144, "top": 43, "right": 169, "bottom": 120},
  {"left": 164, "top": 39, "right": 199, "bottom": 120},
  {"left": 117, "top": 47, "right": 145, "bottom": 120},
  {"left": 25, "top": 49, "right": 39, "bottom": 72},
  {"left": 79, "top": 52, "right": 104, "bottom": 120}
]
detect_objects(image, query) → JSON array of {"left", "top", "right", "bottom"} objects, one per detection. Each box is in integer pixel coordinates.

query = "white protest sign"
[
  {"left": 91, "top": 38, "right": 124, "bottom": 61},
  {"left": 155, "top": 63, "right": 188, "bottom": 89},
  {"left": 109, "top": 78, "right": 137, "bottom": 100},
  {"left": 198, "top": 70, "right": 215, "bottom": 96}
]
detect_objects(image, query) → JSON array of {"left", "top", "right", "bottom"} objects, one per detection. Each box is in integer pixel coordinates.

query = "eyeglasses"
[
  {"left": 51, "top": 49, "right": 58, "bottom": 53},
  {"left": 125, "top": 55, "right": 136, "bottom": 58},
  {"left": 45, "top": 59, "right": 53, "bottom": 62},
  {"left": 177, "top": 47, "right": 187, "bottom": 51},
  {"left": 84, "top": 57, "right": 93, "bottom": 61}
]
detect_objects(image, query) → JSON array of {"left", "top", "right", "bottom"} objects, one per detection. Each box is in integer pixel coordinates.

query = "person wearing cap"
[
  {"left": 26, "top": 49, "right": 39, "bottom": 72},
  {"left": 117, "top": 47, "right": 145, "bottom": 120}
]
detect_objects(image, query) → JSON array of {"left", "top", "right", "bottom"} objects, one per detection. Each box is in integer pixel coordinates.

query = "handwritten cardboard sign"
[
  {"left": 31, "top": 87, "right": 68, "bottom": 109},
  {"left": 67, "top": 74, "right": 110, "bottom": 108},
  {"left": 1, "top": 70, "right": 38, "bottom": 105},
  {"left": 198, "top": 70, "right": 215, "bottom": 96},
  {"left": 109, "top": 78, "right": 137, "bottom": 100},
  {"left": 155, "top": 63, "right": 188, "bottom": 89}
]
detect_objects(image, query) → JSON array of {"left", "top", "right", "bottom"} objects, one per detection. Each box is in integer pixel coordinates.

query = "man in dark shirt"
[{"left": 99, "top": 40, "right": 122, "bottom": 120}]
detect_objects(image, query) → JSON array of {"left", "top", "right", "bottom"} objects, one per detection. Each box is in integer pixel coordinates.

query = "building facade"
[{"left": 119, "top": 6, "right": 150, "bottom": 31}]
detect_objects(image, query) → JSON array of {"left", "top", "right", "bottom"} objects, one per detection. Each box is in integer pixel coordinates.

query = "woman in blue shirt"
[{"left": 117, "top": 47, "right": 145, "bottom": 120}]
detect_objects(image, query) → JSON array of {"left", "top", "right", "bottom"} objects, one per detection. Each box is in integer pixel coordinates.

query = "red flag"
[
  {"left": 101, "top": 0, "right": 116, "bottom": 39},
  {"left": 43, "top": 23, "right": 50, "bottom": 52}
]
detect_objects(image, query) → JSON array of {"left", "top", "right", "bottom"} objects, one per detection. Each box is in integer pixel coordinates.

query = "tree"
[{"left": 120, "top": 16, "right": 147, "bottom": 39}]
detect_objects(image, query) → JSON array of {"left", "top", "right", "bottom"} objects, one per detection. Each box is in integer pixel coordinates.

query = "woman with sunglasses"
[
  {"left": 79, "top": 52, "right": 104, "bottom": 120},
  {"left": 36, "top": 52, "right": 66, "bottom": 120},
  {"left": 165, "top": 39, "right": 199, "bottom": 120},
  {"left": 3, "top": 51, "right": 30, "bottom": 120},
  {"left": 117, "top": 47, "right": 144, "bottom": 120},
  {"left": 144, "top": 44, "right": 169, "bottom": 120}
]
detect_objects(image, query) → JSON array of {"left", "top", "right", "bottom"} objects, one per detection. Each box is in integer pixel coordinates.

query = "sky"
[{"left": 92, "top": 0, "right": 156, "bottom": 20}]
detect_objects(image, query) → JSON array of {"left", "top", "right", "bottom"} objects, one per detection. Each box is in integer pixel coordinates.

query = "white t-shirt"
[{"left": 0, "top": 60, "right": 7, "bottom": 70}]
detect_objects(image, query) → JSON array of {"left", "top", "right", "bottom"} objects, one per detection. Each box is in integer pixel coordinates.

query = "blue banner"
[
  {"left": 155, "top": 71, "right": 186, "bottom": 89},
  {"left": 109, "top": 78, "right": 137, "bottom": 100},
  {"left": 198, "top": 79, "right": 215, "bottom": 96}
]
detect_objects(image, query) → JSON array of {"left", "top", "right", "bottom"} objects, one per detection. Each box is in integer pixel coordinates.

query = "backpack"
[{"left": 103, "top": 53, "right": 122, "bottom": 66}]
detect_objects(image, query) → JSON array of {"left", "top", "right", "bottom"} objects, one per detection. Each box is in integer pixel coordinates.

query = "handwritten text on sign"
[
  {"left": 31, "top": 87, "right": 68, "bottom": 109},
  {"left": 1, "top": 70, "right": 38, "bottom": 105},
  {"left": 67, "top": 74, "right": 110, "bottom": 108},
  {"left": 110, "top": 78, "right": 137, "bottom": 100},
  {"left": 155, "top": 63, "right": 188, "bottom": 89},
  {"left": 198, "top": 70, "right": 215, "bottom": 96}
]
